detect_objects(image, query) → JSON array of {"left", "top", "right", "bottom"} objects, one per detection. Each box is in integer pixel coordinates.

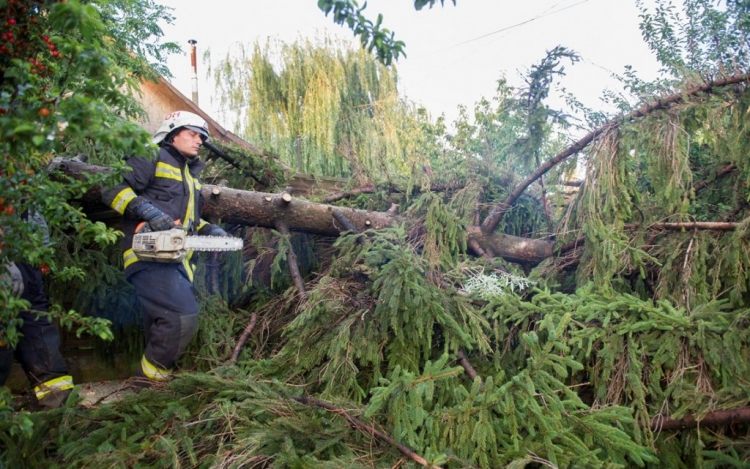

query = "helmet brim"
[
  {"left": 184, "top": 125, "right": 209, "bottom": 141},
  {"left": 152, "top": 131, "right": 168, "bottom": 144},
  {"left": 152, "top": 125, "right": 209, "bottom": 145}
]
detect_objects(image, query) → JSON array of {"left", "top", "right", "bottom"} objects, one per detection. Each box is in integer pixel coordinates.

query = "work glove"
[
  {"left": 205, "top": 225, "right": 229, "bottom": 236},
  {"left": 135, "top": 202, "right": 175, "bottom": 232}
]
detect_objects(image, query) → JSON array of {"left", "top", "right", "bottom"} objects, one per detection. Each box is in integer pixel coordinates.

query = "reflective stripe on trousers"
[
  {"left": 140, "top": 355, "right": 171, "bottom": 380},
  {"left": 34, "top": 374, "right": 74, "bottom": 401}
]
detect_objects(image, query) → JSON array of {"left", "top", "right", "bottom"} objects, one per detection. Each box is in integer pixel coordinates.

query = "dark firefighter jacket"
[{"left": 101, "top": 143, "right": 215, "bottom": 282}]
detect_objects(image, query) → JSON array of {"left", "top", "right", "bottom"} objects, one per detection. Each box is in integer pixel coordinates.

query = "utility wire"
[{"left": 448, "top": 0, "right": 592, "bottom": 50}]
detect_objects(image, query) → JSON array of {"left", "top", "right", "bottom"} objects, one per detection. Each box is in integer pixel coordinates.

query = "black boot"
[{"left": 37, "top": 388, "right": 72, "bottom": 409}]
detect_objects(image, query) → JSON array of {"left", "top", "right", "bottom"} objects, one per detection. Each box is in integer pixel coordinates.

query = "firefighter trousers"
[
  {"left": 0, "top": 263, "right": 73, "bottom": 408},
  {"left": 128, "top": 262, "right": 199, "bottom": 380}
]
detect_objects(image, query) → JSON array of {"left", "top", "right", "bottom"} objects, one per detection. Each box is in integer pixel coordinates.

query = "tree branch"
[
  {"left": 290, "top": 395, "right": 440, "bottom": 468},
  {"left": 275, "top": 222, "right": 306, "bottom": 295},
  {"left": 456, "top": 350, "right": 478, "bottom": 381},
  {"left": 482, "top": 72, "right": 750, "bottom": 233},
  {"left": 690, "top": 163, "right": 737, "bottom": 194},
  {"left": 651, "top": 406, "right": 750, "bottom": 431},
  {"left": 230, "top": 312, "right": 257, "bottom": 364}
]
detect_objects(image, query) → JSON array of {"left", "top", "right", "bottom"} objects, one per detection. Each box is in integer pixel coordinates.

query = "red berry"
[{"left": 8, "top": 19, "right": 16, "bottom": 26}]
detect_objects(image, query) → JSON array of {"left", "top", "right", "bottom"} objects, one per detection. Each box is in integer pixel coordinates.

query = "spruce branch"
[
  {"left": 289, "top": 395, "right": 441, "bottom": 468},
  {"left": 689, "top": 163, "right": 737, "bottom": 195},
  {"left": 557, "top": 219, "right": 743, "bottom": 257},
  {"left": 482, "top": 72, "right": 750, "bottom": 233},
  {"left": 323, "top": 185, "right": 376, "bottom": 203},
  {"left": 323, "top": 184, "right": 465, "bottom": 203}
]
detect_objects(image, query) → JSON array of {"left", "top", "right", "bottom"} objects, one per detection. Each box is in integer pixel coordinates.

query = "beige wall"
[{"left": 135, "top": 78, "right": 196, "bottom": 135}]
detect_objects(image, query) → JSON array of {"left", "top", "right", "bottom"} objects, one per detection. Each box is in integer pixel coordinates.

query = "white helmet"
[{"left": 152, "top": 111, "right": 209, "bottom": 144}]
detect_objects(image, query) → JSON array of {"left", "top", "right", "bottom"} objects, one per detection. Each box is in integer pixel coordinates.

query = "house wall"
[{"left": 136, "top": 78, "right": 192, "bottom": 134}]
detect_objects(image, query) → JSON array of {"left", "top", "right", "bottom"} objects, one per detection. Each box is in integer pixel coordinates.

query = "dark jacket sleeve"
[{"left": 101, "top": 157, "right": 156, "bottom": 216}]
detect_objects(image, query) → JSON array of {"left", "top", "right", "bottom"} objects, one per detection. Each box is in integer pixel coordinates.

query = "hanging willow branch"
[{"left": 481, "top": 72, "right": 750, "bottom": 233}]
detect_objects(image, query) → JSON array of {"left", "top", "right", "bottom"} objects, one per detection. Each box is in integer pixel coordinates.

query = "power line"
[{"left": 448, "top": 0, "right": 592, "bottom": 50}]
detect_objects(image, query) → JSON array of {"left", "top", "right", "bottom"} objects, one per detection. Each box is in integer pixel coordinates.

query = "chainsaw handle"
[{"left": 135, "top": 219, "right": 182, "bottom": 234}]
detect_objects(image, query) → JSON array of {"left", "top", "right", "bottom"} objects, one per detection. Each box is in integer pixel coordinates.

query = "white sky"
[{"left": 156, "top": 0, "right": 663, "bottom": 129}]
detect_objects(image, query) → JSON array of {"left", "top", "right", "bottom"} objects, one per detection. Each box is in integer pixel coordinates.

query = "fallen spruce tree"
[{"left": 2, "top": 72, "right": 749, "bottom": 469}]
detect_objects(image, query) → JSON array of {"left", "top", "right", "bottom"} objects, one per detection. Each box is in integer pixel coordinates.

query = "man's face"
[{"left": 171, "top": 128, "right": 204, "bottom": 157}]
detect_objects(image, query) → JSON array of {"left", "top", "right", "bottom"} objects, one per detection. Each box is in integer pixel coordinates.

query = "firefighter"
[
  {"left": 0, "top": 211, "right": 74, "bottom": 409},
  {"left": 102, "top": 110, "right": 227, "bottom": 386}
]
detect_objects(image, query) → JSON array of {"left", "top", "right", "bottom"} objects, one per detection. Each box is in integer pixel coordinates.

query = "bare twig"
[
  {"left": 275, "top": 222, "right": 306, "bottom": 295},
  {"left": 230, "top": 312, "right": 258, "bottom": 364},
  {"left": 456, "top": 350, "right": 478, "bottom": 381}
]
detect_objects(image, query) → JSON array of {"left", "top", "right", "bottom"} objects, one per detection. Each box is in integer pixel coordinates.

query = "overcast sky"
[{"left": 156, "top": 0, "right": 663, "bottom": 129}]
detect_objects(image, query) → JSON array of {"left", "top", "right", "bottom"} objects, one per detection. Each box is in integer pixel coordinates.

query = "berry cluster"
[{"left": 0, "top": 1, "right": 62, "bottom": 76}]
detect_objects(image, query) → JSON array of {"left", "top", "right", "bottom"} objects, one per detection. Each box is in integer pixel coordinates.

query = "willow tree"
[{"left": 212, "top": 35, "right": 439, "bottom": 186}]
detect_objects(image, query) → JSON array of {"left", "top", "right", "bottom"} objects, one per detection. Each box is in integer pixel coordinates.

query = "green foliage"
[
  {"left": 316, "top": 0, "right": 455, "bottom": 66},
  {"left": 562, "top": 83, "right": 750, "bottom": 310},
  {"left": 407, "top": 192, "right": 467, "bottom": 274},
  {"left": 637, "top": 0, "right": 750, "bottom": 80},
  {"left": 317, "top": 0, "right": 405, "bottom": 66},
  {"left": 200, "top": 141, "right": 287, "bottom": 192},
  {"left": 0, "top": 0, "right": 177, "bottom": 436}
]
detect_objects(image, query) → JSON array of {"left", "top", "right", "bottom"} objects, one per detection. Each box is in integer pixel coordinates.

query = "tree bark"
[{"left": 650, "top": 407, "right": 750, "bottom": 431}]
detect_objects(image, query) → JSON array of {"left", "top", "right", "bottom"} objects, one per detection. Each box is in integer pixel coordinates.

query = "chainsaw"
[{"left": 132, "top": 224, "right": 243, "bottom": 262}]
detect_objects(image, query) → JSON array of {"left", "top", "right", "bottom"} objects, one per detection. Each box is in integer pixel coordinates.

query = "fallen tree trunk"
[
  {"left": 45, "top": 158, "right": 748, "bottom": 267},
  {"left": 48, "top": 158, "right": 557, "bottom": 266}
]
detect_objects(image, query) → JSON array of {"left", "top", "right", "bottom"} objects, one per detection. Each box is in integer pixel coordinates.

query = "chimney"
[{"left": 188, "top": 39, "right": 199, "bottom": 106}]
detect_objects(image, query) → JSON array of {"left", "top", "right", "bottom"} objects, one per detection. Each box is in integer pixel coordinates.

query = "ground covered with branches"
[{"left": 3, "top": 209, "right": 750, "bottom": 467}]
